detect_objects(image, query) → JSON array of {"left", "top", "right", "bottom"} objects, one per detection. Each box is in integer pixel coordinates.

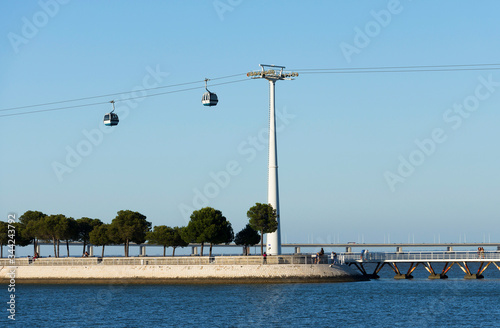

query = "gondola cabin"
[
  {"left": 202, "top": 91, "right": 218, "bottom": 106},
  {"left": 103, "top": 112, "right": 119, "bottom": 126}
]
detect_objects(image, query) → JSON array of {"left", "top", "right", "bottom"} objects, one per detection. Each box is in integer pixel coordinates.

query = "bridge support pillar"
[
  {"left": 396, "top": 246, "right": 403, "bottom": 253},
  {"left": 139, "top": 246, "right": 146, "bottom": 257},
  {"left": 87, "top": 245, "right": 94, "bottom": 257},
  {"left": 36, "top": 244, "right": 41, "bottom": 256},
  {"left": 447, "top": 246, "right": 453, "bottom": 252},
  {"left": 428, "top": 273, "right": 448, "bottom": 279},
  {"left": 191, "top": 246, "right": 198, "bottom": 256},
  {"left": 394, "top": 274, "right": 413, "bottom": 279},
  {"left": 464, "top": 273, "right": 484, "bottom": 279},
  {"left": 346, "top": 247, "right": 352, "bottom": 253},
  {"left": 294, "top": 247, "right": 301, "bottom": 254}
]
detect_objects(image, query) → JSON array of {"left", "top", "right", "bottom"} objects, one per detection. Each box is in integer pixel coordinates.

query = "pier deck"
[{"left": 341, "top": 251, "right": 500, "bottom": 279}]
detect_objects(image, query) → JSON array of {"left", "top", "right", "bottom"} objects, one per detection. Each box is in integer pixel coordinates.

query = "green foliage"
[
  {"left": 183, "top": 207, "right": 233, "bottom": 256},
  {"left": 0, "top": 222, "right": 29, "bottom": 258},
  {"left": 0, "top": 221, "right": 8, "bottom": 258},
  {"left": 110, "top": 210, "right": 151, "bottom": 257},
  {"left": 89, "top": 224, "right": 112, "bottom": 257},
  {"left": 247, "top": 203, "right": 278, "bottom": 255},
  {"left": 247, "top": 203, "right": 278, "bottom": 234},
  {"left": 19, "top": 210, "right": 47, "bottom": 245},
  {"left": 147, "top": 225, "right": 188, "bottom": 256},
  {"left": 234, "top": 224, "right": 261, "bottom": 247},
  {"left": 60, "top": 217, "right": 78, "bottom": 241},
  {"left": 77, "top": 217, "right": 103, "bottom": 253},
  {"left": 13, "top": 222, "right": 31, "bottom": 247},
  {"left": 39, "top": 214, "right": 70, "bottom": 257},
  {"left": 77, "top": 217, "right": 103, "bottom": 242}
]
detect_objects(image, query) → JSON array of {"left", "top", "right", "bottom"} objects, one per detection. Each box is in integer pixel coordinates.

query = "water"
[{"left": 3, "top": 277, "right": 500, "bottom": 327}]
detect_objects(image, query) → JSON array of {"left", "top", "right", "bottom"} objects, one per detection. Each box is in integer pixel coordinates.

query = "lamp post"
[{"left": 247, "top": 65, "right": 298, "bottom": 255}]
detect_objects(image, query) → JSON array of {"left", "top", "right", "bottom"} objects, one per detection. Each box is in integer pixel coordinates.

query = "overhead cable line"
[
  {"left": 0, "top": 72, "right": 247, "bottom": 113},
  {"left": 0, "top": 78, "right": 250, "bottom": 118},
  {"left": 291, "top": 63, "right": 500, "bottom": 74},
  {"left": 297, "top": 67, "right": 500, "bottom": 74},
  {"left": 2, "top": 63, "right": 500, "bottom": 118}
]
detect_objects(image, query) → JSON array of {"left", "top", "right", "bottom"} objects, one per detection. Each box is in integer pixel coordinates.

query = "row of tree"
[{"left": 0, "top": 203, "right": 278, "bottom": 258}]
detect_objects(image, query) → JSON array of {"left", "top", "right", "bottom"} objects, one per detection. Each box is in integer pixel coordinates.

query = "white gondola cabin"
[
  {"left": 202, "top": 91, "right": 218, "bottom": 106},
  {"left": 202, "top": 78, "right": 218, "bottom": 106},
  {"left": 103, "top": 100, "right": 119, "bottom": 126},
  {"left": 103, "top": 112, "right": 119, "bottom": 126}
]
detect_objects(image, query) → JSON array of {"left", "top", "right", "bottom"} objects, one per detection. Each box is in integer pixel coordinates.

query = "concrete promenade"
[{"left": 0, "top": 255, "right": 366, "bottom": 284}]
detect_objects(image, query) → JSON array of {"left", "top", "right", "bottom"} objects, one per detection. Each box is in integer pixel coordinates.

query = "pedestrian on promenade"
[
  {"left": 263, "top": 252, "right": 267, "bottom": 264},
  {"left": 315, "top": 248, "right": 324, "bottom": 264},
  {"left": 330, "top": 252, "right": 338, "bottom": 265}
]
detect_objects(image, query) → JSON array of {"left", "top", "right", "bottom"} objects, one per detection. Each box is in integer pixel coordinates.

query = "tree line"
[{"left": 0, "top": 203, "right": 278, "bottom": 258}]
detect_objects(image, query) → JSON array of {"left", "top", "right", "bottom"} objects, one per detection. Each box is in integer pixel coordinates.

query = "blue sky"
[{"left": 1, "top": 0, "right": 500, "bottom": 249}]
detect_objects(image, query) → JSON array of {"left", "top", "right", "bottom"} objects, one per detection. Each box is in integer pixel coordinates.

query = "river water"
[{"left": 4, "top": 273, "right": 500, "bottom": 327}]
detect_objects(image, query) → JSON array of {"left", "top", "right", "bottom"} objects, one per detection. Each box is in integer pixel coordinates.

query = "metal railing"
[
  {"left": 342, "top": 251, "right": 500, "bottom": 262},
  {"left": 3, "top": 251, "right": 496, "bottom": 267},
  {"left": 0, "top": 255, "right": 325, "bottom": 267}
]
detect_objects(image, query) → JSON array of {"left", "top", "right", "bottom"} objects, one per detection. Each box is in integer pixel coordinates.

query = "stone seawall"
[{"left": 0, "top": 264, "right": 367, "bottom": 284}]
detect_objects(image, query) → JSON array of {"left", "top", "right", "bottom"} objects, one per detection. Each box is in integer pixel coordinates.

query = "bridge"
[{"left": 338, "top": 250, "right": 500, "bottom": 280}]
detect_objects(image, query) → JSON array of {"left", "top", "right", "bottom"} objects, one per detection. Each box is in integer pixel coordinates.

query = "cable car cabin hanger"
[
  {"left": 202, "top": 78, "right": 218, "bottom": 107},
  {"left": 103, "top": 100, "right": 119, "bottom": 126}
]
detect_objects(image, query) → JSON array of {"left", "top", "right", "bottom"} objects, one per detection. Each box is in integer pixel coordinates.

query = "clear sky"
[{"left": 1, "top": 0, "right": 500, "bottom": 247}]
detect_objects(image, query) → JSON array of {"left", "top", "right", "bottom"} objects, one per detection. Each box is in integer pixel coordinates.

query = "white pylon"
[{"left": 247, "top": 65, "right": 298, "bottom": 255}]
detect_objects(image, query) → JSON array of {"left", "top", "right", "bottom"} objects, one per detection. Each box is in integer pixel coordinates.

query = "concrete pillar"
[
  {"left": 394, "top": 274, "right": 413, "bottom": 279},
  {"left": 428, "top": 274, "right": 448, "bottom": 280},
  {"left": 447, "top": 246, "right": 453, "bottom": 252},
  {"left": 464, "top": 274, "right": 484, "bottom": 279},
  {"left": 396, "top": 246, "right": 403, "bottom": 253},
  {"left": 87, "top": 245, "right": 94, "bottom": 257},
  {"left": 139, "top": 246, "right": 146, "bottom": 257},
  {"left": 294, "top": 247, "right": 301, "bottom": 254},
  {"left": 191, "top": 246, "right": 198, "bottom": 255},
  {"left": 346, "top": 247, "right": 352, "bottom": 253},
  {"left": 36, "top": 244, "right": 41, "bottom": 256},
  {"left": 497, "top": 246, "right": 500, "bottom": 252}
]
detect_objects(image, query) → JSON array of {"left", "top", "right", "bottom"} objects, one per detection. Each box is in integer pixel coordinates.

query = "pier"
[
  {"left": 341, "top": 251, "right": 500, "bottom": 280},
  {"left": 283, "top": 242, "right": 500, "bottom": 280}
]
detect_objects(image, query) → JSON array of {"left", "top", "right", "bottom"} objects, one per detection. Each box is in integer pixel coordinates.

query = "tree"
[
  {"left": 89, "top": 224, "right": 111, "bottom": 257},
  {"left": 247, "top": 203, "right": 278, "bottom": 255},
  {"left": 76, "top": 217, "right": 103, "bottom": 255},
  {"left": 170, "top": 227, "right": 189, "bottom": 257},
  {"left": 204, "top": 213, "right": 233, "bottom": 257},
  {"left": 110, "top": 210, "right": 151, "bottom": 257},
  {"left": 147, "top": 226, "right": 188, "bottom": 256},
  {"left": 234, "top": 224, "right": 261, "bottom": 255},
  {"left": 0, "top": 222, "right": 8, "bottom": 258},
  {"left": 182, "top": 207, "right": 233, "bottom": 257},
  {"left": 38, "top": 214, "right": 69, "bottom": 258},
  {"left": 19, "top": 210, "right": 47, "bottom": 255},
  {"left": 0, "top": 221, "right": 30, "bottom": 259},
  {"left": 60, "top": 217, "right": 78, "bottom": 257}
]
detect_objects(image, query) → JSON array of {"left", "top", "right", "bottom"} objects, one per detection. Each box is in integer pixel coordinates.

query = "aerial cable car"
[
  {"left": 103, "top": 100, "right": 119, "bottom": 126},
  {"left": 201, "top": 78, "right": 218, "bottom": 107}
]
